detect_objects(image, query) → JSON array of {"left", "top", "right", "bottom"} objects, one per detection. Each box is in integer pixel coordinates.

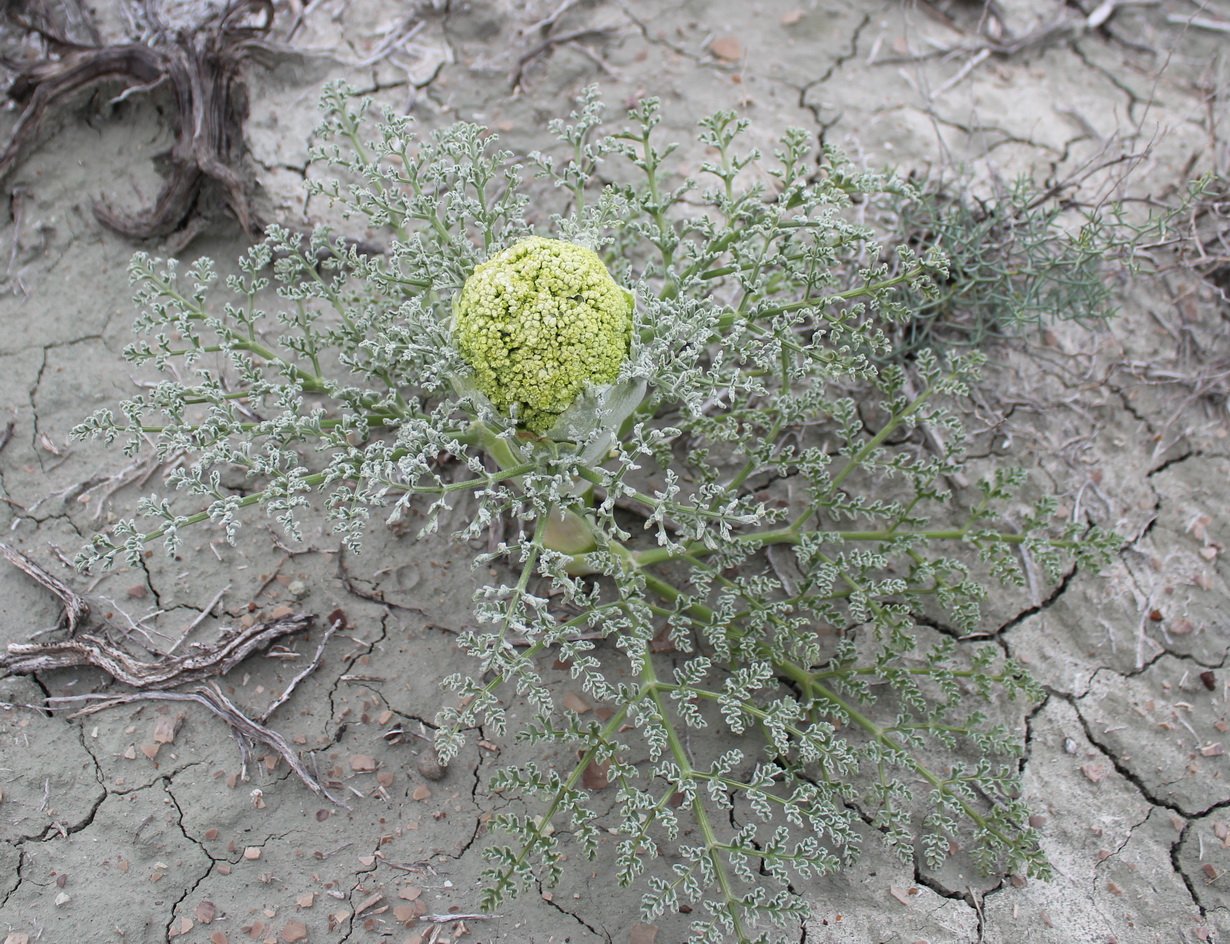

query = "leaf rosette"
[{"left": 70, "top": 82, "right": 1136, "bottom": 944}]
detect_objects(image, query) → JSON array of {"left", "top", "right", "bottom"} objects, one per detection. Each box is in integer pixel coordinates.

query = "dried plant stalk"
[
  {"left": 0, "top": 542, "right": 89, "bottom": 633},
  {"left": 55, "top": 685, "right": 348, "bottom": 807},
  {"left": 0, "top": 612, "right": 315, "bottom": 687}
]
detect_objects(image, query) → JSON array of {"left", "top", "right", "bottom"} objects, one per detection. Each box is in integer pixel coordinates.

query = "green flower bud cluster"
[{"left": 453, "top": 237, "right": 634, "bottom": 433}]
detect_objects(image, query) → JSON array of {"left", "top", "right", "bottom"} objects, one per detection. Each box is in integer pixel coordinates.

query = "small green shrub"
[
  {"left": 75, "top": 84, "right": 1122, "bottom": 943},
  {"left": 875, "top": 174, "right": 1119, "bottom": 357}
]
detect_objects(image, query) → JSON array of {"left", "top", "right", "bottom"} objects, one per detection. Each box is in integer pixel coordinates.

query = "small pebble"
[{"left": 416, "top": 745, "right": 447, "bottom": 781}]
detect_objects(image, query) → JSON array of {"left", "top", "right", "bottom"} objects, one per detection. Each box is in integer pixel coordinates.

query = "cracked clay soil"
[{"left": 1, "top": 1, "right": 1229, "bottom": 942}]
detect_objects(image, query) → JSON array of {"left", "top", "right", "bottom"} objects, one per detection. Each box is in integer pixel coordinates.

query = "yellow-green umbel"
[{"left": 453, "top": 237, "right": 634, "bottom": 434}]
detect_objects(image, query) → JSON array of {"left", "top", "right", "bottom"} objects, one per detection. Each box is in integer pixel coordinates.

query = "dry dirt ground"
[{"left": 0, "top": 1, "right": 1229, "bottom": 943}]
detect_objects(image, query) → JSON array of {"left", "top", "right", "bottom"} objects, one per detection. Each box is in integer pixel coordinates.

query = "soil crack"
[
  {"left": 1094, "top": 804, "right": 1154, "bottom": 867},
  {"left": 617, "top": 2, "right": 701, "bottom": 64},
  {"left": 911, "top": 863, "right": 988, "bottom": 938},
  {"left": 996, "top": 561, "right": 1080, "bottom": 641},
  {"left": 1171, "top": 820, "right": 1212, "bottom": 918},
  {"left": 1066, "top": 687, "right": 1205, "bottom": 815},
  {"left": 29, "top": 780, "right": 107, "bottom": 842},
  {"left": 537, "top": 876, "right": 611, "bottom": 942},
  {"left": 0, "top": 845, "right": 23, "bottom": 909},
  {"left": 162, "top": 779, "right": 219, "bottom": 940}
]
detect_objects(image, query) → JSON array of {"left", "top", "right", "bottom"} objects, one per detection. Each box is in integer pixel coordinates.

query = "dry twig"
[
  {"left": 1167, "top": 13, "right": 1230, "bottom": 34},
  {"left": 53, "top": 684, "right": 349, "bottom": 807},
  {"left": 0, "top": 542, "right": 89, "bottom": 633},
  {"left": 258, "top": 613, "right": 342, "bottom": 722},
  {"left": 0, "top": 0, "right": 280, "bottom": 239},
  {"left": 419, "top": 913, "right": 499, "bottom": 924},
  {"left": 0, "top": 543, "right": 345, "bottom": 804},
  {"left": 511, "top": 26, "right": 617, "bottom": 90},
  {"left": 166, "top": 583, "right": 232, "bottom": 654},
  {"left": 0, "top": 612, "right": 315, "bottom": 687}
]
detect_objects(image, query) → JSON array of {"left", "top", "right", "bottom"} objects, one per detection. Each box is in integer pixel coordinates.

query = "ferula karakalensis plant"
[{"left": 73, "top": 83, "right": 1127, "bottom": 944}]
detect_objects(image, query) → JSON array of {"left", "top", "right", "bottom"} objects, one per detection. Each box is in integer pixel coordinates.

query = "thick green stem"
[
  {"left": 493, "top": 515, "right": 547, "bottom": 654},
  {"left": 636, "top": 564, "right": 1023, "bottom": 854},
  {"left": 622, "top": 525, "right": 1073, "bottom": 571},
  {"left": 543, "top": 507, "right": 597, "bottom": 556},
  {"left": 149, "top": 277, "right": 328, "bottom": 393},
  {"left": 712, "top": 265, "right": 928, "bottom": 331},
  {"left": 644, "top": 663, "right": 748, "bottom": 943},
  {"left": 470, "top": 421, "right": 601, "bottom": 558},
  {"left": 776, "top": 660, "right": 1015, "bottom": 844},
  {"left": 491, "top": 698, "right": 634, "bottom": 897},
  {"left": 823, "top": 387, "right": 934, "bottom": 500},
  {"left": 470, "top": 420, "right": 527, "bottom": 472},
  {"left": 135, "top": 412, "right": 408, "bottom": 436}
]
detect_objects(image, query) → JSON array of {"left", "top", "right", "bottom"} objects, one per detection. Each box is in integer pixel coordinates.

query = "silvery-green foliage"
[{"left": 75, "top": 83, "right": 1121, "bottom": 943}]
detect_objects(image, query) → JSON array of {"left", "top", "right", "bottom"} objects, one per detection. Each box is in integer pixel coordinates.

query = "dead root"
[
  {"left": 0, "top": 0, "right": 280, "bottom": 241},
  {"left": 0, "top": 608, "right": 315, "bottom": 687},
  {"left": 52, "top": 682, "right": 349, "bottom": 808},
  {"left": 905, "top": 0, "right": 1145, "bottom": 61},
  {"left": 0, "top": 541, "right": 89, "bottom": 633},
  {"left": 0, "top": 542, "right": 349, "bottom": 806}
]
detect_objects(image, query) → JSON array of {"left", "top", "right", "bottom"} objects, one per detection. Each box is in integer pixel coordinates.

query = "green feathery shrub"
[{"left": 75, "top": 84, "right": 1127, "bottom": 943}]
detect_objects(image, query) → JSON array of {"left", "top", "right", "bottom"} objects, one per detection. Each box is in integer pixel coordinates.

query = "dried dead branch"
[
  {"left": 0, "top": 542, "right": 89, "bottom": 633},
  {"left": 0, "top": 541, "right": 345, "bottom": 804},
  {"left": 418, "top": 913, "right": 499, "bottom": 924},
  {"left": 53, "top": 684, "right": 349, "bottom": 807},
  {"left": 891, "top": 0, "right": 1155, "bottom": 65},
  {"left": 258, "top": 613, "right": 342, "bottom": 722},
  {"left": 0, "top": 610, "right": 315, "bottom": 687},
  {"left": 511, "top": 23, "right": 618, "bottom": 92},
  {"left": 0, "top": 0, "right": 280, "bottom": 240}
]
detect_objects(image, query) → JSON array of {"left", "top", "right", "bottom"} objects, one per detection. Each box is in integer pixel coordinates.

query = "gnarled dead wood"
[
  {"left": 0, "top": 610, "right": 315, "bottom": 687},
  {"left": 0, "top": 0, "right": 276, "bottom": 239},
  {"left": 0, "top": 542, "right": 89, "bottom": 633},
  {"left": 258, "top": 612, "right": 342, "bottom": 722},
  {"left": 0, "top": 542, "right": 341, "bottom": 804}
]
